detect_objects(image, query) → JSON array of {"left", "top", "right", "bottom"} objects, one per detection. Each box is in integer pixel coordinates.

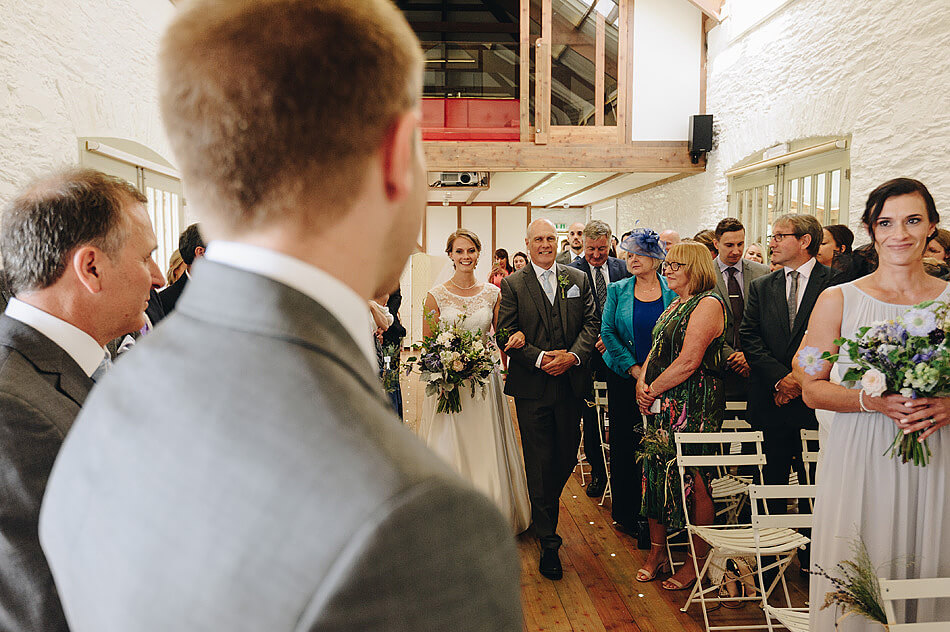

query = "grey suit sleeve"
[
  {"left": 0, "top": 392, "right": 69, "bottom": 632},
  {"left": 300, "top": 479, "right": 521, "bottom": 632},
  {"left": 497, "top": 276, "right": 545, "bottom": 369},
  {"left": 568, "top": 274, "right": 598, "bottom": 364}
]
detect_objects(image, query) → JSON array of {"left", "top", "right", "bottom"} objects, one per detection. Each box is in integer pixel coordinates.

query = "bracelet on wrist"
[{"left": 859, "top": 390, "right": 872, "bottom": 413}]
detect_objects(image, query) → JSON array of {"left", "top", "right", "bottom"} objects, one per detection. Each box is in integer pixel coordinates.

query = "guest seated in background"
[
  {"left": 743, "top": 243, "right": 764, "bottom": 263},
  {"left": 512, "top": 251, "right": 528, "bottom": 270},
  {"left": 635, "top": 242, "right": 727, "bottom": 591},
  {"left": 165, "top": 248, "right": 186, "bottom": 286},
  {"left": 157, "top": 223, "right": 204, "bottom": 315},
  {"left": 817, "top": 223, "right": 854, "bottom": 281},
  {"left": 601, "top": 229, "right": 676, "bottom": 542},
  {"left": 0, "top": 168, "right": 163, "bottom": 632}
]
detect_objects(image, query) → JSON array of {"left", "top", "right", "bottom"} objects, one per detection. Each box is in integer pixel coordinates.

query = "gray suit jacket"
[
  {"left": 555, "top": 249, "right": 582, "bottom": 265},
  {"left": 498, "top": 264, "right": 599, "bottom": 400},
  {"left": 40, "top": 262, "right": 521, "bottom": 632},
  {"left": 712, "top": 257, "right": 770, "bottom": 358},
  {"left": 0, "top": 315, "right": 93, "bottom": 632}
]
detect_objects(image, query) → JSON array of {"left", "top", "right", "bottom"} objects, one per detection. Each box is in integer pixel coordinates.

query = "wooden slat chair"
[
  {"left": 672, "top": 431, "right": 769, "bottom": 631},
  {"left": 879, "top": 576, "right": 950, "bottom": 631},
  {"left": 749, "top": 484, "right": 816, "bottom": 632},
  {"left": 592, "top": 381, "right": 611, "bottom": 505}
]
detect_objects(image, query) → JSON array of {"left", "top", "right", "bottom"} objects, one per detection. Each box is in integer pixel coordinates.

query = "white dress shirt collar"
[
  {"left": 784, "top": 256, "right": 817, "bottom": 282},
  {"left": 531, "top": 260, "right": 556, "bottom": 278},
  {"left": 716, "top": 256, "right": 744, "bottom": 293},
  {"left": 204, "top": 241, "right": 377, "bottom": 368},
  {"left": 4, "top": 298, "right": 106, "bottom": 377}
]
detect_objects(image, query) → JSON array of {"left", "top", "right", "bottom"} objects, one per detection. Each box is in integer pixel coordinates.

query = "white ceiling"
[{"left": 426, "top": 171, "right": 679, "bottom": 207}]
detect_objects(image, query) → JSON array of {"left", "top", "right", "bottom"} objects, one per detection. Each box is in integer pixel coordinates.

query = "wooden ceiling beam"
[
  {"left": 509, "top": 173, "right": 556, "bottom": 204},
  {"left": 424, "top": 141, "right": 705, "bottom": 173},
  {"left": 686, "top": 0, "right": 722, "bottom": 23}
]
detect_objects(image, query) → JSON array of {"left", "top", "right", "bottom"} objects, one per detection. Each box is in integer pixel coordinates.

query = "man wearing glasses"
[{"left": 739, "top": 214, "right": 832, "bottom": 572}]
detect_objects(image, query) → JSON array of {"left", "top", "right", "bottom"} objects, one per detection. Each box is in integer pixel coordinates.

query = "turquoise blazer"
[{"left": 601, "top": 273, "right": 678, "bottom": 377}]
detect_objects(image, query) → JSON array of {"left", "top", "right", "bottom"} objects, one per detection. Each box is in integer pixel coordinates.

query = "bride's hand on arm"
[
  {"left": 503, "top": 331, "right": 525, "bottom": 351},
  {"left": 891, "top": 397, "right": 950, "bottom": 440},
  {"left": 422, "top": 293, "right": 440, "bottom": 339}
]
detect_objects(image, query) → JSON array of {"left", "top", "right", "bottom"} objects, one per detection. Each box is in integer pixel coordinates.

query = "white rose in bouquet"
[{"left": 861, "top": 368, "right": 887, "bottom": 398}]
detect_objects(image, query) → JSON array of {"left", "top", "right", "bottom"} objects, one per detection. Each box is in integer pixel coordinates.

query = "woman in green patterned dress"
[{"left": 634, "top": 241, "right": 727, "bottom": 591}]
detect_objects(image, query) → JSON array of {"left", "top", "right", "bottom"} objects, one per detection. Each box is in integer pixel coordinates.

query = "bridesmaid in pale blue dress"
[{"left": 801, "top": 178, "right": 950, "bottom": 630}]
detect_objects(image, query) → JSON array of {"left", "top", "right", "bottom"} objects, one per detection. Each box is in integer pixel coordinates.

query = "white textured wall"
[
  {"left": 618, "top": 0, "right": 950, "bottom": 238},
  {"left": 0, "top": 0, "right": 175, "bottom": 199}
]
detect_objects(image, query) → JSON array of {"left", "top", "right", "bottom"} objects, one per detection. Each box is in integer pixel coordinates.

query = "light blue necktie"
[
  {"left": 540, "top": 269, "right": 556, "bottom": 305},
  {"left": 91, "top": 354, "right": 112, "bottom": 383}
]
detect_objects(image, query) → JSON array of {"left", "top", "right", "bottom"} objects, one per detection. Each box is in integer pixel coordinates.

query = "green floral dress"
[{"left": 640, "top": 290, "right": 726, "bottom": 529}]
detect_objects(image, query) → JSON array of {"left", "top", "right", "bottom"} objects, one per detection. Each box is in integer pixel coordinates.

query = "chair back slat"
[
  {"left": 880, "top": 576, "right": 950, "bottom": 630},
  {"left": 749, "top": 484, "right": 817, "bottom": 499},
  {"left": 674, "top": 431, "right": 763, "bottom": 444},
  {"left": 678, "top": 454, "right": 767, "bottom": 467},
  {"left": 749, "top": 484, "right": 816, "bottom": 528}
]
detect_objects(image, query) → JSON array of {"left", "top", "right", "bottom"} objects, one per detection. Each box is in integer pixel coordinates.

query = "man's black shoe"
[
  {"left": 539, "top": 548, "right": 563, "bottom": 580},
  {"left": 585, "top": 476, "right": 606, "bottom": 497}
]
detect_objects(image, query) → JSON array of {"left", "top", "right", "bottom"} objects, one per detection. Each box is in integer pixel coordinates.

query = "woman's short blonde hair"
[
  {"left": 165, "top": 249, "right": 184, "bottom": 286},
  {"left": 666, "top": 242, "right": 717, "bottom": 294}
]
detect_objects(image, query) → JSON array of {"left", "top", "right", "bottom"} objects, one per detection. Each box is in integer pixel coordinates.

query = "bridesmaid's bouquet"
[
  {"left": 799, "top": 300, "right": 950, "bottom": 466},
  {"left": 405, "top": 315, "right": 498, "bottom": 414}
]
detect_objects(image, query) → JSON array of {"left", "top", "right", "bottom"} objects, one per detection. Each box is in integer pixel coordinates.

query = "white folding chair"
[
  {"left": 712, "top": 406, "right": 753, "bottom": 524},
  {"left": 672, "top": 431, "right": 768, "bottom": 631},
  {"left": 748, "top": 484, "right": 816, "bottom": 632},
  {"left": 800, "top": 429, "right": 820, "bottom": 486},
  {"left": 592, "top": 381, "right": 611, "bottom": 505},
  {"left": 879, "top": 576, "right": 950, "bottom": 631}
]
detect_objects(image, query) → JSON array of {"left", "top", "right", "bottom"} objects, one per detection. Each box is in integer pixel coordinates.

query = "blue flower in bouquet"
[
  {"left": 797, "top": 346, "right": 827, "bottom": 376},
  {"left": 912, "top": 349, "right": 937, "bottom": 364},
  {"left": 903, "top": 307, "right": 938, "bottom": 337}
]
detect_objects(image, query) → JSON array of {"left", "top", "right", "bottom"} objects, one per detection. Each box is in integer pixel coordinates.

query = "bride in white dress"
[
  {"left": 417, "top": 229, "right": 531, "bottom": 533},
  {"left": 800, "top": 179, "right": 950, "bottom": 629}
]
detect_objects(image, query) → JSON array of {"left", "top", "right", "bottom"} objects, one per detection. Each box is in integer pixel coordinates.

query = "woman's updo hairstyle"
[
  {"left": 445, "top": 228, "right": 482, "bottom": 255},
  {"left": 862, "top": 178, "right": 938, "bottom": 242}
]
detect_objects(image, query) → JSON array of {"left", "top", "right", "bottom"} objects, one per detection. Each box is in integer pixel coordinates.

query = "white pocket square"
[{"left": 566, "top": 285, "right": 581, "bottom": 298}]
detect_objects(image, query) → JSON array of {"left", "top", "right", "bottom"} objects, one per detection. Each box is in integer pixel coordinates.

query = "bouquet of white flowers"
[
  {"left": 799, "top": 300, "right": 950, "bottom": 466},
  {"left": 405, "top": 314, "right": 498, "bottom": 414}
]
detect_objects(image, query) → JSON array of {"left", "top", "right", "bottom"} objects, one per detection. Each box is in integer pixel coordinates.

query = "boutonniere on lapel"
[{"left": 556, "top": 272, "right": 572, "bottom": 299}]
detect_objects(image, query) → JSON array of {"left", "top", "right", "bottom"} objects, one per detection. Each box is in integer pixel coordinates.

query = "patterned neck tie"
[
  {"left": 540, "top": 269, "right": 556, "bottom": 305},
  {"left": 787, "top": 270, "right": 800, "bottom": 329},
  {"left": 91, "top": 353, "right": 112, "bottom": 383},
  {"left": 726, "top": 267, "right": 743, "bottom": 348},
  {"left": 594, "top": 265, "right": 607, "bottom": 310}
]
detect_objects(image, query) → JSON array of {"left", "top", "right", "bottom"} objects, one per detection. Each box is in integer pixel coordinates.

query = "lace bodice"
[{"left": 430, "top": 283, "right": 499, "bottom": 337}]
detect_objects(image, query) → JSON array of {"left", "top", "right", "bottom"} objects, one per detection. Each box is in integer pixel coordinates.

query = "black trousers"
[
  {"left": 605, "top": 369, "right": 643, "bottom": 529},
  {"left": 515, "top": 375, "right": 582, "bottom": 550},
  {"left": 580, "top": 354, "right": 609, "bottom": 481}
]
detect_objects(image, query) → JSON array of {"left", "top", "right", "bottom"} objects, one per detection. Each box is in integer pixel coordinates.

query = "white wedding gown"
[
  {"left": 810, "top": 282, "right": 950, "bottom": 629},
  {"left": 417, "top": 284, "right": 531, "bottom": 533}
]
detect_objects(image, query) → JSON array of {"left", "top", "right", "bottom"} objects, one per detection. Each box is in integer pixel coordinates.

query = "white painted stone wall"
[
  {"left": 0, "top": 0, "right": 175, "bottom": 200},
  {"left": 617, "top": 0, "right": 950, "bottom": 239}
]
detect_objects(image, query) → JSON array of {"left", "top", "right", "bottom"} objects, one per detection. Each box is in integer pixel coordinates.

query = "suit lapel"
[
  {"left": 741, "top": 260, "right": 755, "bottom": 297},
  {"left": 790, "top": 263, "right": 829, "bottom": 339},
  {"left": 522, "top": 267, "right": 553, "bottom": 334},
  {"left": 556, "top": 264, "right": 570, "bottom": 332},
  {"left": 714, "top": 267, "right": 732, "bottom": 320}
]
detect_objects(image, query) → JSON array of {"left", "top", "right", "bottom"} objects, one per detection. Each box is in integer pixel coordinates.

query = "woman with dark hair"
[
  {"left": 692, "top": 229, "right": 718, "bottom": 258},
  {"left": 802, "top": 178, "right": 950, "bottom": 629},
  {"left": 817, "top": 224, "right": 855, "bottom": 277},
  {"left": 609, "top": 235, "right": 619, "bottom": 258},
  {"left": 925, "top": 227, "right": 950, "bottom": 264},
  {"left": 488, "top": 248, "right": 514, "bottom": 286},
  {"left": 511, "top": 251, "right": 528, "bottom": 270},
  {"left": 601, "top": 229, "right": 678, "bottom": 541}
]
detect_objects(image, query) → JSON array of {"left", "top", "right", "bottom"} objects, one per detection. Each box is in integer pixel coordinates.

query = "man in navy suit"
[
  {"left": 157, "top": 223, "right": 205, "bottom": 316},
  {"left": 569, "top": 219, "right": 629, "bottom": 497}
]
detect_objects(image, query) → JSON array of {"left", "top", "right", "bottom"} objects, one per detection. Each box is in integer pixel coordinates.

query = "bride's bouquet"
[
  {"left": 405, "top": 315, "right": 498, "bottom": 414},
  {"left": 800, "top": 300, "right": 950, "bottom": 466}
]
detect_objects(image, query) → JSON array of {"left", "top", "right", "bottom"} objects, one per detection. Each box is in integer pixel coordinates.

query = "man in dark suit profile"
[
  {"left": 498, "top": 218, "right": 599, "bottom": 580},
  {"left": 0, "top": 169, "right": 164, "bottom": 632},
  {"left": 710, "top": 217, "right": 769, "bottom": 404},
  {"left": 740, "top": 213, "right": 832, "bottom": 520},
  {"left": 40, "top": 1, "right": 521, "bottom": 630},
  {"left": 555, "top": 221, "right": 586, "bottom": 264},
  {"left": 156, "top": 222, "right": 204, "bottom": 315},
  {"left": 568, "top": 219, "right": 629, "bottom": 498}
]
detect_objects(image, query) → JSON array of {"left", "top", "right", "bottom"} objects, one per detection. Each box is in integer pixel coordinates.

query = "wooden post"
[
  {"left": 520, "top": 0, "right": 530, "bottom": 142},
  {"left": 535, "top": 0, "right": 551, "bottom": 145},
  {"left": 595, "top": 13, "right": 605, "bottom": 127},
  {"left": 617, "top": 0, "right": 631, "bottom": 144}
]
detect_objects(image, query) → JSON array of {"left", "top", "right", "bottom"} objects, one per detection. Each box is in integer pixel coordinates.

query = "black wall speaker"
[{"left": 688, "top": 114, "right": 713, "bottom": 163}]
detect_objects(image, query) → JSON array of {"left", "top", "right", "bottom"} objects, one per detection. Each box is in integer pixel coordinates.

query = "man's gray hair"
[
  {"left": 583, "top": 219, "right": 612, "bottom": 241},
  {"left": 0, "top": 168, "right": 143, "bottom": 295}
]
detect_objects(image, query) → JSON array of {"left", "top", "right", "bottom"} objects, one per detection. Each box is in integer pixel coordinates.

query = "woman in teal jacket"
[{"left": 600, "top": 229, "right": 677, "bottom": 543}]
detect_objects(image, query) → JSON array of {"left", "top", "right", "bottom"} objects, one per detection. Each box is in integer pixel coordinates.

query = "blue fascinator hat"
[{"left": 620, "top": 228, "right": 667, "bottom": 260}]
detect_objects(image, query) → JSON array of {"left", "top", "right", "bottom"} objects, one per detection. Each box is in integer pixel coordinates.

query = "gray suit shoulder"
[{"left": 743, "top": 259, "right": 770, "bottom": 278}]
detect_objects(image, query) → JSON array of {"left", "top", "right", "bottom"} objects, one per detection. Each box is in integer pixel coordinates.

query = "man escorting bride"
[{"left": 417, "top": 229, "right": 532, "bottom": 534}]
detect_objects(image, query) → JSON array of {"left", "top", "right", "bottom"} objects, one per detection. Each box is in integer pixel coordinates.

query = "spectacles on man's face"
[
  {"left": 662, "top": 261, "right": 686, "bottom": 272},
  {"left": 767, "top": 232, "right": 799, "bottom": 243}
]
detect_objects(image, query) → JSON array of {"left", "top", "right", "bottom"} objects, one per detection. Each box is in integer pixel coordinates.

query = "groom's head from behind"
[{"left": 158, "top": 0, "right": 425, "bottom": 298}]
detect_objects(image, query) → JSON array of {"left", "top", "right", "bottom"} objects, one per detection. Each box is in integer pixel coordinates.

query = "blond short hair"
[
  {"left": 666, "top": 242, "right": 717, "bottom": 295},
  {"left": 158, "top": 0, "right": 423, "bottom": 233}
]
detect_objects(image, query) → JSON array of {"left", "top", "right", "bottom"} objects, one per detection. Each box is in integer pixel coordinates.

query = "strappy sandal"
[
  {"left": 728, "top": 558, "right": 760, "bottom": 604},
  {"left": 636, "top": 543, "right": 671, "bottom": 582},
  {"left": 719, "top": 560, "right": 745, "bottom": 609}
]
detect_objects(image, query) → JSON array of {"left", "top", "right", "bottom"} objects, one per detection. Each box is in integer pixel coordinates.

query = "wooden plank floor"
[{"left": 401, "top": 369, "right": 810, "bottom": 631}]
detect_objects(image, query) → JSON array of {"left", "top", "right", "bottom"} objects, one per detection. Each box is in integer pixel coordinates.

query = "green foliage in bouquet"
[
  {"left": 813, "top": 534, "right": 889, "bottom": 628},
  {"left": 379, "top": 343, "right": 401, "bottom": 394}
]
